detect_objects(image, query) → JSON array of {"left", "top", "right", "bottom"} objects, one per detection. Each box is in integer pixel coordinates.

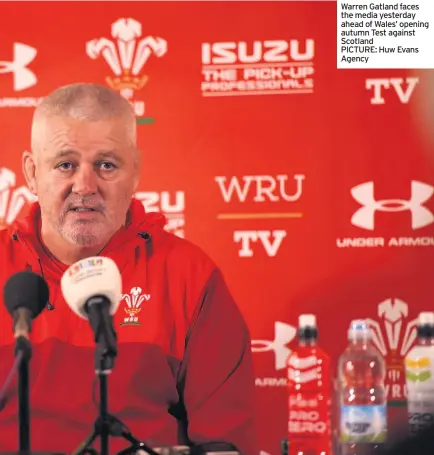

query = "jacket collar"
[{"left": 9, "top": 197, "right": 166, "bottom": 282}]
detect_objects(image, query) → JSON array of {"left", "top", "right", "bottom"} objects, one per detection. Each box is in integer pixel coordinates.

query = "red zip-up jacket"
[{"left": 0, "top": 198, "right": 257, "bottom": 454}]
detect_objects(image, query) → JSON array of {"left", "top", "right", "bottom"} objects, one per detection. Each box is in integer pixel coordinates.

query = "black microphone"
[
  {"left": 4, "top": 271, "right": 49, "bottom": 354},
  {"left": 3, "top": 270, "right": 49, "bottom": 453}
]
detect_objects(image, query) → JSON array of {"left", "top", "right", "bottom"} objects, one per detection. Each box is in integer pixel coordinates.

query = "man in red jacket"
[{"left": 0, "top": 83, "right": 257, "bottom": 454}]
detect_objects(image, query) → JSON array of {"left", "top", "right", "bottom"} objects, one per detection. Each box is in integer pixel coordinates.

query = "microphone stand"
[
  {"left": 15, "top": 336, "right": 31, "bottom": 453},
  {"left": 97, "top": 351, "right": 111, "bottom": 455},
  {"left": 75, "top": 297, "right": 159, "bottom": 455},
  {"left": 0, "top": 337, "right": 65, "bottom": 455}
]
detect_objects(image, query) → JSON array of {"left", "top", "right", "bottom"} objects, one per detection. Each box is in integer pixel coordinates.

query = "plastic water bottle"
[
  {"left": 337, "top": 320, "right": 387, "bottom": 455},
  {"left": 288, "top": 314, "right": 332, "bottom": 455},
  {"left": 405, "top": 311, "right": 434, "bottom": 435}
]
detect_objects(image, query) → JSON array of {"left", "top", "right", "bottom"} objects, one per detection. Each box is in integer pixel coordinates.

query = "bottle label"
[
  {"left": 288, "top": 394, "right": 330, "bottom": 438},
  {"left": 408, "top": 399, "right": 434, "bottom": 434},
  {"left": 340, "top": 405, "right": 387, "bottom": 443}
]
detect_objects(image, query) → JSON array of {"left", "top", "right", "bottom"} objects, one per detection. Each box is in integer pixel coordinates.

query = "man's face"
[{"left": 26, "top": 115, "right": 139, "bottom": 248}]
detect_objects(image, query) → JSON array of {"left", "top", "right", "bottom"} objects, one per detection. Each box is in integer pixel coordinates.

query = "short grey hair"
[{"left": 31, "top": 82, "right": 137, "bottom": 152}]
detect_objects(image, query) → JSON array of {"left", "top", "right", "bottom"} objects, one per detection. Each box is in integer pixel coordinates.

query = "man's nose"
[{"left": 71, "top": 166, "right": 98, "bottom": 196}]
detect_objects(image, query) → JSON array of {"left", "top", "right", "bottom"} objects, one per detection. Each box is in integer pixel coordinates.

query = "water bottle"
[
  {"left": 288, "top": 314, "right": 332, "bottom": 455},
  {"left": 337, "top": 320, "right": 387, "bottom": 455},
  {"left": 405, "top": 311, "right": 434, "bottom": 435}
]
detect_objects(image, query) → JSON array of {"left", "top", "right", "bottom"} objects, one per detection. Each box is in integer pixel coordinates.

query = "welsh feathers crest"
[
  {"left": 0, "top": 167, "right": 37, "bottom": 228},
  {"left": 119, "top": 286, "right": 151, "bottom": 327},
  {"left": 86, "top": 18, "right": 167, "bottom": 94}
]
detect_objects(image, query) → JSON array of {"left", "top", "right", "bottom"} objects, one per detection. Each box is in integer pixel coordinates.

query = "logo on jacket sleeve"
[{"left": 120, "top": 286, "right": 151, "bottom": 326}]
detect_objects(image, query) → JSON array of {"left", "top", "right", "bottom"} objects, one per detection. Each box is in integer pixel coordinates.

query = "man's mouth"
[{"left": 70, "top": 207, "right": 97, "bottom": 212}]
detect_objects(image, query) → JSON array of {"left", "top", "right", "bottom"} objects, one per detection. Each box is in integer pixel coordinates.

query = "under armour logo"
[
  {"left": 351, "top": 181, "right": 434, "bottom": 231},
  {"left": 0, "top": 43, "right": 37, "bottom": 91},
  {"left": 251, "top": 321, "right": 296, "bottom": 370}
]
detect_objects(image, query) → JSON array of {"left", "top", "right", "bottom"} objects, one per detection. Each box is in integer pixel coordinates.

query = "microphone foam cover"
[
  {"left": 3, "top": 271, "right": 49, "bottom": 318},
  {"left": 60, "top": 257, "right": 122, "bottom": 320}
]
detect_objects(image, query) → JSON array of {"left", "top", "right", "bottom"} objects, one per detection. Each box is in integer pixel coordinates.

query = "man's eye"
[
  {"left": 100, "top": 162, "right": 116, "bottom": 171},
  {"left": 57, "top": 162, "right": 73, "bottom": 171}
]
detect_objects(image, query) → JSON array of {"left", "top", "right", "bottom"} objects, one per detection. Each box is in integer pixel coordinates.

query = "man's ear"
[{"left": 22, "top": 150, "right": 38, "bottom": 195}]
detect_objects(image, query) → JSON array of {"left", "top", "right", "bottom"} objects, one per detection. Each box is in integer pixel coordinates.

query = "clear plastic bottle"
[
  {"left": 337, "top": 320, "right": 387, "bottom": 455},
  {"left": 288, "top": 314, "right": 332, "bottom": 455},
  {"left": 405, "top": 311, "right": 434, "bottom": 435}
]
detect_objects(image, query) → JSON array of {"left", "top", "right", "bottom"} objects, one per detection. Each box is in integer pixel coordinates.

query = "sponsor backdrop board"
[{"left": 0, "top": 2, "right": 434, "bottom": 454}]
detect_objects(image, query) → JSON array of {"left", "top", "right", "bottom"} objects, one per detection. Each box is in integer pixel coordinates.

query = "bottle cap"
[
  {"left": 419, "top": 312, "right": 434, "bottom": 325},
  {"left": 348, "top": 319, "right": 371, "bottom": 340},
  {"left": 299, "top": 314, "right": 317, "bottom": 328}
]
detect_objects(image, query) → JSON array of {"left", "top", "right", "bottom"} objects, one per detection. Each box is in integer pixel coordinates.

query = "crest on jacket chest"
[{"left": 119, "top": 285, "right": 151, "bottom": 327}]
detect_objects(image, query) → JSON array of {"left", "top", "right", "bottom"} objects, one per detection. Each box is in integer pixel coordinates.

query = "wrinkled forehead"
[{"left": 33, "top": 114, "right": 136, "bottom": 160}]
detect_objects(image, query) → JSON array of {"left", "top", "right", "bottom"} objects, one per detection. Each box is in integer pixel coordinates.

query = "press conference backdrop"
[{"left": 0, "top": 1, "right": 434, "bottom": 454}]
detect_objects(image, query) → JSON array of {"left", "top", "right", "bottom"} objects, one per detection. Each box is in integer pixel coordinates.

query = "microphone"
[
  {"left": 3, "top": 271, "right": 49, "bottom": 453},
  {"left": 61, "top": 259, "right": 157, "bottom": 455},
  {"left": 3, "top": 271, "right": 49, "bottom": 357},
  {"left": 60, "top": 257, "right": 122, "bottom": 373}
]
